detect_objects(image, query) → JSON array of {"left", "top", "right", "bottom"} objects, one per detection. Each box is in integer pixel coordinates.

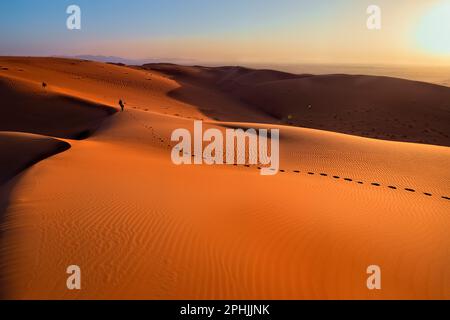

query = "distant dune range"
[
  {"left": 0, "top": 57, "right": 449, "bottom": 299},
  {"left": 144, "top": 63, "right": 450, "bottom": 147}
]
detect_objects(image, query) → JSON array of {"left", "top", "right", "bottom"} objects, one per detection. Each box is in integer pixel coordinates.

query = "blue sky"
[
  {"left": 0, "top": 0, "right": 449, "bottom": 65},
  {"left": 0, "top": 0, "right": 328, "bottom": 47}
]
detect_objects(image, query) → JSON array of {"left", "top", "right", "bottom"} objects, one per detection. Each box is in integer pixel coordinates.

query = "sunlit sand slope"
[{"left": 0, "top": 58, "right": 448, "bottom": 299}]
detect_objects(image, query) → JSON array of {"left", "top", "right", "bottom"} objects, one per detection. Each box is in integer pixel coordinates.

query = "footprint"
[
  {"left": 405, "top": 188, "right": 415, "bottom": 192},
  {"left": 371, "top": 183, "right": 381, "bottom": 186}
]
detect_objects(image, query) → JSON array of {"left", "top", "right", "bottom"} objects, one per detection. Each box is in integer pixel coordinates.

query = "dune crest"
[
  {"left": 144, "top": 64, "right": 450, "bottom": 147},
  {"left": 0, "top": 132, "right": 70, "bottom": 186}
]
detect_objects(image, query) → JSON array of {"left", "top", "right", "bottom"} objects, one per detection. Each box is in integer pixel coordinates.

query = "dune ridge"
[
  {"left": 0, "top": 59, "right": 118, "bottom": 190},
  {"left": 0, "top": 75, "right": 116, "bottom": 139},
  {"left": 144, "top": 64, "right": 450, "bottom": 147},
  {"left": 0, "top": 132, "right": 71, "bottom": 186}
]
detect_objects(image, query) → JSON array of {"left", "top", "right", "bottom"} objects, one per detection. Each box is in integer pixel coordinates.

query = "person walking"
[{"left": 119, "top": 99, "right": 125, "bottom": 112}]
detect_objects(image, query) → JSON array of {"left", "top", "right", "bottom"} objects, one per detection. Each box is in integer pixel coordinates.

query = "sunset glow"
[
  {"left": 0, "top": 0, "right": 448, "bottom": 66},
  {"left": 416, "top": 1, "right": 450, "bottom": 56}
]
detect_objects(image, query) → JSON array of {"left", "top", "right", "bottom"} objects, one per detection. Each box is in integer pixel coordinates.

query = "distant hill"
[{"left": 57, "top": 55, "right": 199, "bottom": 66}]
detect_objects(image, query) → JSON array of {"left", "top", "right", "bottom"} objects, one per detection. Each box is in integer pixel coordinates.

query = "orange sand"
[{"left": 0, "top": 57, "right": 449, "bottom": 299}]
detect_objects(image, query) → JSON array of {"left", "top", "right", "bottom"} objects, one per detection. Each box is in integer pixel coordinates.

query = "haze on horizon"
[{"left": 0, "top": 0, "right": 449, "bottom": 66}]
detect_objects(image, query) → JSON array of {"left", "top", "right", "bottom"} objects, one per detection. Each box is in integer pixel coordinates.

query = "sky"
[{"left": 0, "top": 0, "right": 449, "bottom": 66}]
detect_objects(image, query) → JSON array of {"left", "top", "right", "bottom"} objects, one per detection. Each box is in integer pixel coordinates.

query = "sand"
[
  {"left": 144, "top": 64, "right": 450, "bottom": 147},
  {"left": 0, "top": 57, "right": 449, "bottom": 299},
  {"left": 0, "top": 76, "right": 116, "bottom": 139},
  {"left": 0, "top": 132, "right": 70, "bottom": 185}
]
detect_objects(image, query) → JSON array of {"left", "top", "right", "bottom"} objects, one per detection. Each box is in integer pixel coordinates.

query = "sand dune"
[
  {"left": 0, "top": 57, "right": 449, "bottom": 299},
  {"left": 145, "top": 64, "right": 450, "bottom": 147},
  {"left": 0, "top": 132, "right": 70, "bottom": 186},
  {"left": 0, "top": 77, "right": 116, "bottom": 139}
]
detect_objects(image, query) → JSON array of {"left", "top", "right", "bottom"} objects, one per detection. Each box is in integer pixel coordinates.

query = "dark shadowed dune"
[
  {"left": 0, "top": 132, "right": 70, "bottom": 186},
  {"left": 0, "top": 132, "right": 69, "bottom": 298},
  {"left": 144, "top": 64, "right": 450, "bottom": 147},
  {"left": 0, "top": 77, "right": 117, "bottom": 140},
  {"left": 0, "top": 71, "right": 116, "bottom": 203}
]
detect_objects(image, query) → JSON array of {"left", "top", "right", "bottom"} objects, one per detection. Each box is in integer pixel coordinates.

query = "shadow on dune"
[
  {"left": 0, "top": 134, "right": 70, "bottom": 299},
  {"left": 0, "top": 74, "right": 115, "bottom": 233},
  {"left": 0, "top": 77, "right": 117, "bottom": 140},
  {"left": 0, "top": 74, "right": 118, "bottom": 212},
  {"left": 0, "top": 133, "right": 71, "bottom": 186},
  {"left": 144, "top": 63, "right": 450, "bottom": 147},
  {"left": 0, "top": 74, "right": 116, "bottom": 209},
  {"left": 0, "top": 176, "right": 18, "bottom": 299},
  {"left": 147, "top": 64, "right": 294, "bottom": 122},
  {"left": 0, "top": 73, "right": 118, "bottom": 297}
]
